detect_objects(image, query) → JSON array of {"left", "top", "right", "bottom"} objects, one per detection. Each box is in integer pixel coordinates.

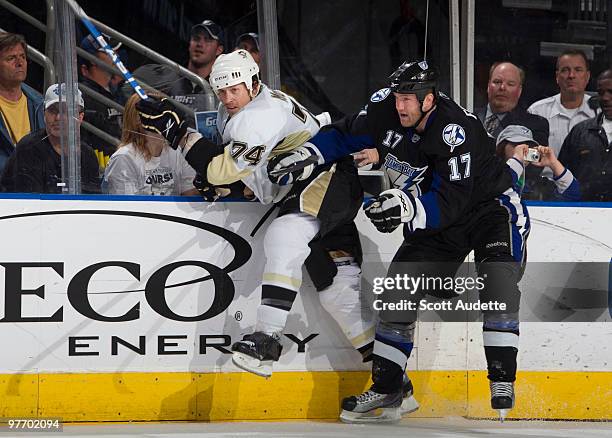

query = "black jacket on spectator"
[
  {"left": 81, "top": 77, "right": 122, "bottom": 164},
  {"left": 476, "top": 106, "right": 550, "bottom": 146},
  {"left": 558, "top": 113, "right": 612, "bottom": 201},
  {"left": 0, "top": 128, "right": 100, "bottom": 193}
]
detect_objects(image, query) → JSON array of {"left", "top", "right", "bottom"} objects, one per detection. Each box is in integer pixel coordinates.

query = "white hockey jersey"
[{"left": 207, "top": 85, "right": 321, "bottom": 204}]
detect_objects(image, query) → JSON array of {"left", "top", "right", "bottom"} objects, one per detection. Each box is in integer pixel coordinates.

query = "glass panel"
[
  {"left": 474, "top": 1, "right": 606, "bottom": 108},
  {"left": 277, "top": 0, "right": 451, "bottom": 118},
  {"left": 88, "top": 0, "right": 259, "bottom": 198},
  {"left": 474, "top": 0, "right": 610, "bottom": 202}
]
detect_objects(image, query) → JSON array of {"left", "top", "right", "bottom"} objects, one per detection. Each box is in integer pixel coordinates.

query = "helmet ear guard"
[{"left": 209, "top": 49, "right": 260, "bottom": 96}]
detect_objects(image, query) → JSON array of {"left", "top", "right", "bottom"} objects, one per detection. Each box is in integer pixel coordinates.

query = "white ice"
[{"left": 11, "top": 418, "right": 611, "bottom": 438}]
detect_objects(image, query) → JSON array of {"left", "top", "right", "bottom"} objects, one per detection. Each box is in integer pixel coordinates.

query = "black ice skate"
[
  {"left": 340, "top": 388, "right": 403, "bottom": 423},
  {"left": 231, "top": 332, "right": 282, "bottom": 378},
  {"left": 490, "top": 381, "right": 515, "bottom": 422},
  {"left": 401, "top": 374, "right": 420, "bottom": 415}
]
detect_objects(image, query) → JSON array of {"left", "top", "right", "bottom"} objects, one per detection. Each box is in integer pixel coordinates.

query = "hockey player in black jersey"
[{"left": 268, "top": 61, "right": 529, "bottom": 423}]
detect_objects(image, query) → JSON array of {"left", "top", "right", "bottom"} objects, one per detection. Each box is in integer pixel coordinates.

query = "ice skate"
[
  {"left": 400, "top": 374, "right": 420, "bottom": 415},
  {"left": 340, "top": 388, "right": 403, "bottom": 423},
  {"left": 490, "top": 381, "right": 514, "bottom": 422},
  {"left": 231, "top": 332, "right": 282, "bottom": 378}
]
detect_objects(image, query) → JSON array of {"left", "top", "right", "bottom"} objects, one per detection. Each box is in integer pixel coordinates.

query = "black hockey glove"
[
  {"left": 267, "top": 143, "right": 323, "bottom": 185},
  {"left": 193, "top": 173, "right": 219, "bottom": 202},
  {"left": 363, "top": 189, "right": 417, "bottom": 233},
  {"left": 136, "top": 97, "right": 188, "bottom": 150}
]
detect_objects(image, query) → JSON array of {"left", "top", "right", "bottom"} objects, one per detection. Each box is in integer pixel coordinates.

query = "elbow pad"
[{"left": 184, "top": 137, "right": 225, "bottom": 179}]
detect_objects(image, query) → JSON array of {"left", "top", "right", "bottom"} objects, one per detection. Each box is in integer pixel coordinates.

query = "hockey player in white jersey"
[{"left": 133, "top": 50, "right": 404, "bottom": 398}]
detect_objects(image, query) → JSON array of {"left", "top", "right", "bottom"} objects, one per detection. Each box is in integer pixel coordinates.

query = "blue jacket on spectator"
[{"left": 0, "top": 83, "right": 45, "bottom": 174}]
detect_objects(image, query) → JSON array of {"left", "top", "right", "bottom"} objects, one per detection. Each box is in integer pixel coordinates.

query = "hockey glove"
[
  {"left": 363, "top": 188, "right": 416, "bottom": 233},
  {"left": 193, "top": 173, "right": 219, "bottom": 202},
  {"left": 267, "top": 143, "right": 323, "bottom": 185},
  {"left": 136, "top": 97, "right": 188, "bottom": 150}
]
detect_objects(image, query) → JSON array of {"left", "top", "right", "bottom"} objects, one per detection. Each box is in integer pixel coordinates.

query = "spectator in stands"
[
  {"left": 108, "top": 43, "right": 130, "bottom": 105},
  {"left": 476, "top": 61, "right": 550, "bottom": 199},
  {"left": 125, "top": 20, "right": 225, "bottom": 112},
  {"left": 496, "top": 125, "right": 580, "bottom": 202},
  {"left": 558, "top": 69, "right": 612, "bottom": 201},
  {"left": 188, "top": 20, "right": 224, "bottom": 85},
  {"left": 235, "top": 32, "right": 261, "bottom": 66},
  {"left": 528, "top": 49, "right": 596, "bottom": 175},
  {"left": 476, "top": 61, "right": 549, "bottom": 145},
  {"left": 78, "top": 34, "right": 123, "bottom": 169},
  {"left": 0, "top": 83, "right": 99, "bottom": 193},
  {"left": 102, "top": 93, "right": 197, "bottom": 196},
  {"left": 0, "top": 32, "right": 45, "bottom": 175}
]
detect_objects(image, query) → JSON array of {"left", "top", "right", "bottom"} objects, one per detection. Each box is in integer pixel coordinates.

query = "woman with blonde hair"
[{"left": 102, "top": 93, "right": 197, "bottom": 195}]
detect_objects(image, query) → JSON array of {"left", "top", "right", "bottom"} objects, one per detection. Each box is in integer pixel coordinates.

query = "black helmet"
[{"left": 388, "top": 60, "right": 438, "bottom": 101}]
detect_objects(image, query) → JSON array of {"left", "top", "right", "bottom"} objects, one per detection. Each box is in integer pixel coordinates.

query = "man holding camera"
[{"left": 496, "top": 125, "right": 580, "bottom": 201}]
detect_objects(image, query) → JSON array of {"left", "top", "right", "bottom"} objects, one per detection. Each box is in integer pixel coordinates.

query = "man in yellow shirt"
[{"left": 0, "top": 32, "right": 44, "bottom": 175}]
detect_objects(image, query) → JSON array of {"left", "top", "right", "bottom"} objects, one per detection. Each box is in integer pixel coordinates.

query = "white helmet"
[{"left": 210, "top": 49, "right": 260, "bottom": 96}]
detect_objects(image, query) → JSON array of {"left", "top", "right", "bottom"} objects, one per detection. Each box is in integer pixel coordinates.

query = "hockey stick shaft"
[{"left": 65, "top": 0, "right": 148, "bottom": 100}]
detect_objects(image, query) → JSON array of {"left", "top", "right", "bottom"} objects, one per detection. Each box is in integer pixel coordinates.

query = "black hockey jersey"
[{"left": 308, "top": 88, "right": 513, "bottom": 236}]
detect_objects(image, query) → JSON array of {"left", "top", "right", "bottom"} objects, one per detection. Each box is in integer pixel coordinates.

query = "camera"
[{"left": 525, "top": 148, "right": 540, "bottom": 162}]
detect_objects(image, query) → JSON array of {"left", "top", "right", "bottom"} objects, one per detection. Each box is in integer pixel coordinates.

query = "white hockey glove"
[
  {"left": 267, "top": 143, "right": 323, "bottom": 186},
  {"left": 363, "top": 188, "right": 416, "bottom": 233}
]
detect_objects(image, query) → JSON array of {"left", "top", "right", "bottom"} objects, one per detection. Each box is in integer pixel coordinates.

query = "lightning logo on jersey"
[
  {"left": 442, "top": 123, "right": 466, "bottom": 152},
  {"left": 383, "top": 153, "right": 427, "bottom": 196}
]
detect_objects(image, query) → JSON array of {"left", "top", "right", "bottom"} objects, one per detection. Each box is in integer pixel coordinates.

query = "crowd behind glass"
[{"left": 0, "top": 18, "right": 609, "bottom": 202}]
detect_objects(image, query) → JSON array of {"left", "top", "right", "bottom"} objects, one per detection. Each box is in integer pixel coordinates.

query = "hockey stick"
[{"left": 65, "top": 0, "right": 148, "bottom": 100}]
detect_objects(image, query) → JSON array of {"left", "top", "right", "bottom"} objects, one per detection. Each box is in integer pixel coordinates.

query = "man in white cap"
[{"left": 0, "top": 83, "right": 99, "bottom": 193}]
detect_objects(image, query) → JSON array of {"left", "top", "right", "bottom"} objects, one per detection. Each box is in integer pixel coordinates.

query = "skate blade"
[
  {"left": 340, "top": 406, "right": 401, "bottom": 424},
  {"left": 232, "top": 352, "right": 273, "bottom": 378},
  {"left": 400, "top": 395, "right": 420, "bottom": 415},
  {"left": 497, "top": 408, "right": 510, "bottom": 422}
]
